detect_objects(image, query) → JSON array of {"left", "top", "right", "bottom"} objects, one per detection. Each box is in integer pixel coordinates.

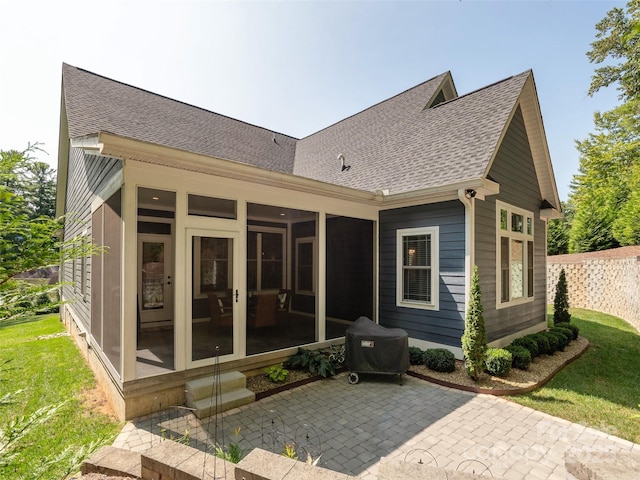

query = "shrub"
[
  {"left": 504, "top": 345, "right": 532, "bottom": 370},
  {"left": 553, "top": 268, "right": 571, "bottom": 325},
  {"left": 265, "top": 364, "right": 289, "bottom": 383},
  {"left": 543, "top": 331, "right": 562, "bottom": 353},
  {"left": 286, "top": 348, "right": 336, "bottom": 378},
  {"left": 512, "top": 336, "right": 539, "bottom": 358},
  {"left": 528, "top": 333, "right": 551, "bottom": 355},
  {"left": 424, "top": 348, "right": 456, "bottom": 373},
  {"left": 461, "top": 266, "right": 487, "bottom": 381},
  {"left": 556, "top": 322, "right": 579, "bottom": 340},
  {"left": 551, "top": 327, "right": 574, "bottom": 345},
  {"left": 484, "top": 348, "right": 512, "bottom": 377},
  {"left": 550, "top": 330, "right": 569, "bottom": 350},
  {"left": 409, "top": 347, "right": 425, "bottom": 365}
]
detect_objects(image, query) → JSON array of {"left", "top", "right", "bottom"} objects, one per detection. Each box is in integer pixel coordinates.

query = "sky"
[{"left": 0, "top": 0, "right": 627, "bottom": 201}]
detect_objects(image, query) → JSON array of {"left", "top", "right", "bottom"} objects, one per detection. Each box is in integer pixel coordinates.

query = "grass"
[
  {"left": 0, "top": 313, "right": 122, "bottom": 479},
  {"left": 511, "top": 307, "right": 640, "bottom": 444}
]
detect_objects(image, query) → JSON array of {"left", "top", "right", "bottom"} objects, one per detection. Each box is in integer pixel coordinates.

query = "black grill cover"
[{"left": 345, "top": 317, "right": 409, "bottom": 374}]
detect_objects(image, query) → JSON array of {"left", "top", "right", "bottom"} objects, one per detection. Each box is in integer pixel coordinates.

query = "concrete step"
[
  {"left": 185, "top": 371, "right": 255, "bottom": 419},
  {"left": 192, "top": 387, "right": 255, "bottom": 419},
  {"left": 81, "top": 445, "right": 141, "bottom": 478},
  {"left": 185, "top": 371, "right": 247, "bottom": 400}
]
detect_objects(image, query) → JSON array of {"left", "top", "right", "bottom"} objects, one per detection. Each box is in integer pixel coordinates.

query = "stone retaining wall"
[{"left": 547, "top": 246, "right": 640, "bottom": 332}]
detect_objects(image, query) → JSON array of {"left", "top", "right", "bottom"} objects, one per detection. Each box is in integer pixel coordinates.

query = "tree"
[
  {"left": 461, "top": 266, "right": 487, "bottom": 382},
  {"left": 547, "top": 201, "right": 572, "bottom": 256},
  {"left": 587, "top": 0, "right": 640, "bottom": 101},
  {"left": 553, "top": 268, "right": 571, "bottom": 325},
  {"left": 0, "top": 145, "right": 94, "bottom": 322}
]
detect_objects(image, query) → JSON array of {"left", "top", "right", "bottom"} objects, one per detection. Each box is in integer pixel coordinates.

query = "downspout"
[{"left": 458, "top": 189, "right": 476, "bottom": 316}]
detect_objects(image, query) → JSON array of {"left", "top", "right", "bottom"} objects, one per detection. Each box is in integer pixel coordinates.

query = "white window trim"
[
  {"left": 247, "top": 225, "right": 286, "bottom": 293},
  {"left": 295, "top": 236, "right": 316, "bottom": 295},
  {"left": 396, "top": 226, "right": 439, "bottom": 311},
  {"left": 496, "top": 200, "right": 535, "bottom": 309}
]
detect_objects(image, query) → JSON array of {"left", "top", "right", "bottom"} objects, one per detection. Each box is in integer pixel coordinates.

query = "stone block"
[
  {"left": 378, "top": 456, "right": 506, "bottom": 480},
  {"left": 565, "top": 451, "right": 640, "bottom": 480},
  {"left": 81, "top": 445, "right": 142, "bottom": 478},
  {"left": 141, "top": 440, "right": 197, "bottom": 479}
]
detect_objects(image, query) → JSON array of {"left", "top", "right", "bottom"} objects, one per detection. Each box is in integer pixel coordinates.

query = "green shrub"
[
  {"left": 424, "top": 348, "right": 456, "bottom": 373},
  {"left": 528, "top": 333, "right": 551, "bottom": 355},
  {"left": 556, "top": 322, "right": 579, "bottom": 340},
  {"left": 504, "top": 345, "right": 531, "bottom": 370},
  {"left": 265, "top": 364, "right": 289, "bottom": 382},
  {"left": 512, "top": 336, "right": 539, "bottom": 358},
  {"left": 549, "top": 330, "right": 569, "bottom": 350},
  {"left": 484, "top": 348, "right": 512, "bottom": 377},
  {"left": 461, "top": 266, "right": 487, "bottom": 381},
  {"left": 286, "top": 348, "right": 336, "bottom": 378},
  {"left": 553, "top": 268, "right": 571, "bottom": 325},
  {"left": 551, "top": 327, "right": 574, "bottom": 344},
  {"left": 543, "top": 331, "right": 562, "bottom": 353},
  {"left": 409, "top": 347, "right": 425, "bottom": 365}
]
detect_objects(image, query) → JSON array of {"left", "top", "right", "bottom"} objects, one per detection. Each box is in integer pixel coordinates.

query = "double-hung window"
[
  {"left": 396, "top": 227, "right": 439, "bottom": 310},
  {"left": 497, "top": 201, "right": 534, "bottom": 308}
]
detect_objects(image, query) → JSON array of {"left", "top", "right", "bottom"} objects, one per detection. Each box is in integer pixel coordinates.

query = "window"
[
  {"left": 247, "top": 226, "right": 285, "bottom": 292},
  {"left": 295, "top": 237, "right": 315, "bottom": 295},
  {"left": 194, "top": 236, "right": 233, "bottom": 298},
  {"left": 396, "top": 227, "right": 439, "bottom": 310},
  {"left": 496, "top": 201, "right": 534, "bottom": 308}
]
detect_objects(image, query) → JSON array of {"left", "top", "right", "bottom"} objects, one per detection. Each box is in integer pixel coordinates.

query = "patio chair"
[
  {"left": 248, "top": 293, "right": 277, "bottom": 329},
  {"left": 208, "top": 293, "right": 233, "bottom": 332}
]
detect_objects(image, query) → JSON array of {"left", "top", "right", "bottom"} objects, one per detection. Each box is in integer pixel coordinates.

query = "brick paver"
[{"left": 113, "top": 373, "right": 640, "bottom": 479}]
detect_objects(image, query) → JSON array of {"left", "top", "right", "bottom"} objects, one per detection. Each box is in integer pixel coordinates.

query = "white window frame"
[
  {"left": 247, "top": 226, "right": 286, "bottom": 293},
  {"left": 295, "top": 236, "right": 316, "bottom": 295},
  {"left": 396, "top": 226, "right": 439, "bottom": 311},
  {"left": 496, "top": 200, "right": 535, "bottom": 309}
]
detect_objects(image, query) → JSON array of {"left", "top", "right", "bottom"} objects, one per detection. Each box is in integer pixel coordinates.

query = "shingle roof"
[
  {"left": 62, "top": 64, "right": 297, "bottom": 174},
  {"left": 293, "top": 72, "right": 530, "bottom": 194},
  {"left": 61, "top": 64, "right": 532, "bottom": 196}
]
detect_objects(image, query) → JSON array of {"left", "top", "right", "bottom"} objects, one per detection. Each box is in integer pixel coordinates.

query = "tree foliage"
[
  {"left": 461, "top": 266, "right": 487, "bottom": 382},
  {"left": 547, "top": 201, "right": 572, "bottom": 255},
  {"left": 0, "top": 145, "right": 95, "bottom": 321},
  {"left": 587, "top": 0, "right": 640, "bottom": 101}
]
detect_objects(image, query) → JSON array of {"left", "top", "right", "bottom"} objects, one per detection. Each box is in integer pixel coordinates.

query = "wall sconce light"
[{"left": 465, "top": 189, "right": 476, "bottom": 199}]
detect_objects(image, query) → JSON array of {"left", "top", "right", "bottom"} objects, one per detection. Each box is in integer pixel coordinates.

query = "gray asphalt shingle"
[{"left": 62, "top": 64, "right": 530, "bottom": 195}]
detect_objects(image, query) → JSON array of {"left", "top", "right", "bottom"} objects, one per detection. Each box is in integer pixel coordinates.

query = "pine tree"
[
  {"left": 461, "top": 265, "right": 487, "bottom": 381},
  {"left": 553, "top": 268, "right": 571, "bottom": 325}
]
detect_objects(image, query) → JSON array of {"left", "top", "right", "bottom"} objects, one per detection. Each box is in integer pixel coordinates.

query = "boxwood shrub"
[
  {"left": 424, "top": 348, "right": 456, "bottom": 373},
  {"left": 550, "top": 326, "right": 573, "bottom": 344},
  {"left": 512, "top": 336, "right": 539, "bottom": 358},
  {"left": 528, "top": 333, "right": 551, "bottom": 355},
  {"left": 484, "top": 348, "right": 512, "bottom": 377},
  {"left": 409, "top": 346, "right": 426, "bottom": 365},
  {"left": 555, "top": 322, "right": 579, "bottom": 340},
  {"left": 504, "top": 344, "right": 531, "bottom": 370},
  {"left": 544, "top": 331, "right": 564, "bottom": 352}
]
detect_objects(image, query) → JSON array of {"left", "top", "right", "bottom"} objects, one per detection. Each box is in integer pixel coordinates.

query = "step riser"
[
  {"left": 194, "top": 390, "right": 255, "bottom": 418},
  {"left": 185, "top": 371, "right": 255, "bottom": 418}
]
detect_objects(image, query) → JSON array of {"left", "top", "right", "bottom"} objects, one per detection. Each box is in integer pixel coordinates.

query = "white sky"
[{"left": 0, "top": 0, "right": 626, "bottom": 201}]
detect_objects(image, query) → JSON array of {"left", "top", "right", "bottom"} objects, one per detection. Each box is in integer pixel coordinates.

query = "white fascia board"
[{"left": 70, "top": 134, "right": 102, "bottom": 152}]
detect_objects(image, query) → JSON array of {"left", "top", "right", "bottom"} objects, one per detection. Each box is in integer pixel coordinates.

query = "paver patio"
[{"left": 113, "top": 373, "right": 640, "bottom": 479}]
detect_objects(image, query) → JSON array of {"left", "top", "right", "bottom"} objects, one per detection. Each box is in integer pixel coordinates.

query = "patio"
[{"left": 112, "top": 372, "right": 640, "bottom": 479}]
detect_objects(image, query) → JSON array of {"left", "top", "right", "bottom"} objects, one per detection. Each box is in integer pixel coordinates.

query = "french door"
[{"left": 138, "top": 234, "right": 174, "bottom": 326}]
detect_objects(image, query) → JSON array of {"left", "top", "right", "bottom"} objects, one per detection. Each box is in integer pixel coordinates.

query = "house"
[{"left": 57, "top": 64, "right": 561, "bottom": 420}]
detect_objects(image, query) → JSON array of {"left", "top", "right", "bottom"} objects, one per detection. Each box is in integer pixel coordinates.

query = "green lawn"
[
  {"left": 511, "top": 307, "right": 640, "bottom": 444},
  {"left": 0, "top": 314, "right": 122, "bottom": 479}
]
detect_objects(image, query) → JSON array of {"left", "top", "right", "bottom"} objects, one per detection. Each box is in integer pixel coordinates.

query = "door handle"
[
  {"left": 235, "top": 289, "right": 239, "bottom": 303},
  {"left": 167, "top": 276, "right": 171, "bottom": 286}
]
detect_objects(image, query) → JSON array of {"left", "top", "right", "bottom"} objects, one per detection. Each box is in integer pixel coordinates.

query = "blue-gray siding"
[
  {"left": 379, "top": 201, "right": 466, "bottom": 346},
  {"left": 61, "top": 147, "right": 123, "bottom": 331},
  {"left": 475, "top": 106, "right": 547, "bottom": 341}
]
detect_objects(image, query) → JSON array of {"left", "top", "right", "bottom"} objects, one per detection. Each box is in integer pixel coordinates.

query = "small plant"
[
  {"left": 553, "top": 268, "right": 571, "bottom": 325},
  {"left": 504, "top": 345, "right": 531, "bottom": 370},
  {"left": 282, "top": 442, "right": 298, "bottom": 460},
  {"left": 265, "top": 364, "right": 289, "bottom": 383},
  {"left": 286, "top": 348, "right": 336, "bottom": 378},
  {"left": 424, "top": 348, "right": 456, "bottom": 372},
  {"left": 461, "top": 266, "right": 487, "bottom": 381},
  {"left": 484, "top": 348, "right": 512, "bottom": 377},
  {"left": 512, "top": 336, "right": 539, "bottom": 358},
  {"left": 327, "top": 344, "right": 346, "bottom": 366},
  {"left": 409, "top": 347, "right": 425, "bottom": 365},
  {"left": 555, "top": 322, "right": 579, "bottom": 340},
  {"left": 214, "top": 427, "right": 247, "bottom": 464}
]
